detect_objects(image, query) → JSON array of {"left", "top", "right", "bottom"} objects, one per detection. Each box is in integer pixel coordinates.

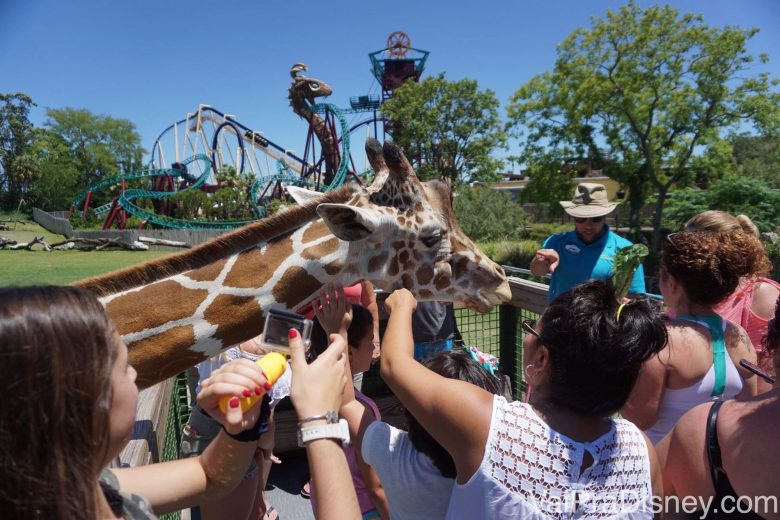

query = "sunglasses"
[
  {"left": 522, "top": 319, "right": 540, "bottom": 338},
  {"left": 573, "top": 216, "right": 604, "bottom": 224}
]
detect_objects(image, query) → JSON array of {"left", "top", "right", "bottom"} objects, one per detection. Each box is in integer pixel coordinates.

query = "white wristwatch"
[{"left": 297, "top": 418, "right": 351, "bottom": 447}]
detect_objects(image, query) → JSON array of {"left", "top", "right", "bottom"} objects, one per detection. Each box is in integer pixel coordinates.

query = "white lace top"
[{"left": 445, "top": 397, "right": 654, "bottom": 519}]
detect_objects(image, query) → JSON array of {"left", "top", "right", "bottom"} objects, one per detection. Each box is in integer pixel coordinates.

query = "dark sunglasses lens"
[{"left": 523, "top": 319, "right": 538, "bottom": 336}]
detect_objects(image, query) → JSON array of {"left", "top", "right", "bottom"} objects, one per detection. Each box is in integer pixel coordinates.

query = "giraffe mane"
[{"left": 74, "top": 186, "right": 354, "bottom": 297}]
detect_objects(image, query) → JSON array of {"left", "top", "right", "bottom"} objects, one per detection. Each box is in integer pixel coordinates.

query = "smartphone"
[
  {"left": 261, "top": 308, "right": 313, "bottom": 355},
  {"left": 739, "top": 358, "right": 776, "bottom": 385}
]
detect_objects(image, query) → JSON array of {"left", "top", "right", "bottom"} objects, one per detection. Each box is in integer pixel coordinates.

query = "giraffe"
[
  {"left": 288, "top": 63, "right": 338, "bottom": 187},
  {"left": 75, "top": 139, "right": 511, "bottom": 389}
]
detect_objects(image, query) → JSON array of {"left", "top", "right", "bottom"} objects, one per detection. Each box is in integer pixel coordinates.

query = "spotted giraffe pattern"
[{"left": 77, "top": 140, "right": 510, "bottom": 389}]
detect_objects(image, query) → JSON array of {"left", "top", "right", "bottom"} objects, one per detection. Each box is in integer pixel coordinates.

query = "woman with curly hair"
[
  {"left": 622, "top": 231, "right": 760, "bottom": 444},
  {"left": 685, "top": 210, "right": 780, "bottom": 392},
  {"left": 656, "top": 296, "right": 780, "bottom": 518}
]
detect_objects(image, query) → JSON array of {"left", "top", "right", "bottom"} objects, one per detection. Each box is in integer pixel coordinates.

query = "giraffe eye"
[
  {"left": 421, "top": 232, "right": 441, "bottom": 248},
  {"left": 310, "top": 82, "right": 320, "bottom": 91}
]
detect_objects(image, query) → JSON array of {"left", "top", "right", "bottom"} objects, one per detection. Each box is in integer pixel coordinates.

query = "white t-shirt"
[{"left": 362, "top": 421, "right": 454, "bottom": 520}]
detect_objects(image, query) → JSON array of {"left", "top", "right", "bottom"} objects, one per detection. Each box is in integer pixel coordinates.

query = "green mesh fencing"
[{"left": 159, "top": 372, "right": 193, "bottom": 520}]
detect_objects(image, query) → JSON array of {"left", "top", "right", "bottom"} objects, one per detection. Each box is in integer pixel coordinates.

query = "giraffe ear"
[
  {"left": 287, "top": 186, "right": 322, "bottom": 205},
  {"left": 317, "top": 203, "right": 378, "bottom": 241}
]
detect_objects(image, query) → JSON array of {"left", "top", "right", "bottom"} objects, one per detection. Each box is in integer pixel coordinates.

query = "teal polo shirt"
[{"left": 543, "top": 227, "right": 646, "bottom": 302}]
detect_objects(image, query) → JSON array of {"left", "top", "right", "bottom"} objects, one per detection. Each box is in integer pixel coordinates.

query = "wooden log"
[
  {"left": 9, "top": 236, "right": 51, "bottom": 251},
  {"left": 138, "top": 236, "right": 191, "bottom": 248}
]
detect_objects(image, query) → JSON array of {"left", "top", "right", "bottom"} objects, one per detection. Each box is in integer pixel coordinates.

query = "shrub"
[
  {"left": 453, "top": 185, "right": 529, "bottom": 241},
  {"left": 663, "top": 176, "right": 780, "bottom": 232}
]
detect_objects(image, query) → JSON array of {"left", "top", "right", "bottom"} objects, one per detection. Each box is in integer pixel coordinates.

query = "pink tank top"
[
  {"left": 309, "top": 390, "right": 382, "bottom": 514},
  {"left": 714, "top": 277, "right": 780, "bottom": 368}
]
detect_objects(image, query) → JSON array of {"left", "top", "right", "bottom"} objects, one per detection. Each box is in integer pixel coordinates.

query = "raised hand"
[
  {"left": 197, "top": 359, "right": 267, "bottom": 435},
  {"left": 314, "top": 284, "right": 352, "bottom": 339},
  {"left": 290, "top": 328, "right": 348, "bottom": 421},
  {"left": 384, "top": 288, "right": 418, "bottom": 315}
]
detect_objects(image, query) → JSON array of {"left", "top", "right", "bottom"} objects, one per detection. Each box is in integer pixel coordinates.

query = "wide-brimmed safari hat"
[{"left": 559, "top": 183, "right": 619, "bottom": 218}]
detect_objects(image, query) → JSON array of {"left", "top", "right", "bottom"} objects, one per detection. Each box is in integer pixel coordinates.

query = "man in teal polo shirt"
[{"left": 530, "top": 183, "right": 646, "bottom": 301}]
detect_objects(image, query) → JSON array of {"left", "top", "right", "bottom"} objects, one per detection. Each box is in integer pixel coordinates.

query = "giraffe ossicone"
[{"left": 77, "top": 139, "right": 510, "bottom": 388}]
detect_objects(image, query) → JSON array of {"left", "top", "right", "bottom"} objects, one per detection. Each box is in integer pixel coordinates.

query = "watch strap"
[{"left": 297, "top": 419, "right": 350, "bottom": 447}]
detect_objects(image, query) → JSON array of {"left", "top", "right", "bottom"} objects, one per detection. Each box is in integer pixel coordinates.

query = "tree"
[
  {"left": 518, "top": 151, "right": 577, "bottom": 219},
  {"left": 44, "top": 108, "right": 145, "bottom": 190},
  {"left": 0, "top": 93, "right": 39, "bottom": 209},
  {"left": 730, "top": 133, "right": 780, "bottom": 188},
  {"left": 453, "top": 184, "right": 529, "bottom": 242},
  {"left": 663, "top": 175, "right": 780, "bottom": 232},
  {"left": 506, "top": 2, "right": 780, "bottom": 251},
  {"left": 26, "top": 129, "right": 82, "bottom": 211},
  {"left": 381, "top": 73, "right": 507, "bottom": 183}
]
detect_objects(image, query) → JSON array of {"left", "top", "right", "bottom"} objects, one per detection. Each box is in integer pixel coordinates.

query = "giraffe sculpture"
[
  {"left": 76, "top": 140, "right": 510, "bottom": 389},
  {"left": 288, "top": 63, "right": 339, "bottom": 187}
]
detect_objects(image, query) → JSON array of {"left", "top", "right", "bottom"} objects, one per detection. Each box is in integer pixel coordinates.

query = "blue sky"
[{"left": 2, "top": 0, "right": 779, "bottom": 171}]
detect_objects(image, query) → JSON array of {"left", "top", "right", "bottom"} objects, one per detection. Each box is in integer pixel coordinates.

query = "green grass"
[
  {"left": 1, "top": 250, "right": 174, "bottom": 286},
  {"left": 0, "top": 220, "right": 173, "bottom": 286}
]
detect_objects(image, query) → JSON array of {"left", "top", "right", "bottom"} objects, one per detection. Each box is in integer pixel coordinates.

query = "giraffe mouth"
[{"left": 463, "top": 296, "right": 492, "bottom": 314}]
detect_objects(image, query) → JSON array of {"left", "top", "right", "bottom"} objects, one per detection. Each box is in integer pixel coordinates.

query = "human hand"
[
  {"left": 534, "top": 249, "right": 560, "bottom": 273},
  {"left": 197, "top": 359, "right": 267, "bottom": 435},
  {"left": 314, "top": 284, "right": 352, "bottom": 338},
  {"left": 290, "top": 329, "right": 348, "bottom": 421},
  {"left": 239, "top": 335, "right": 269, "bottom": 359},
  {"left": 384, "top": 289, "right": 417, "bottom": 316}
]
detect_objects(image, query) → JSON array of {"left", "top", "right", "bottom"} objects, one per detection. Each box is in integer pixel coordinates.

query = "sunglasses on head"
[
  {"left": 573, "top": 216, "right": 604, "bottom": 224},
  {"left": 522, "top": 319, "right": 540, "bottom": 338}
]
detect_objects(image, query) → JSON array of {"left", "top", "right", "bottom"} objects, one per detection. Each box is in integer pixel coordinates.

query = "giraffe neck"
[
  {"left": 78, "top": 188, "right": 358, "bottom": 388},
  {"left": 102, "top": 220, "right": 361, "bottom": 388}
]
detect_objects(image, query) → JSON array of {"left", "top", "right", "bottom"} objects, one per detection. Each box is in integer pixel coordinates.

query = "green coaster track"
[{"left": 72, "top": 103, "right": 354, "bottom": 230}]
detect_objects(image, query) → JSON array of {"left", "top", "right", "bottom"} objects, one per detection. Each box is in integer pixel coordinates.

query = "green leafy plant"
[{"left": 613, "top": 244, "right": 649, "bottom": 300}]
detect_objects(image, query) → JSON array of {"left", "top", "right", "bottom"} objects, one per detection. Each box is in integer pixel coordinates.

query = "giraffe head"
[
  {"left": 288, "top": 63, "right": 333, "bottom": 105},
  {"left": 292, "top": 139, "right": 511, "bottom": 312}
]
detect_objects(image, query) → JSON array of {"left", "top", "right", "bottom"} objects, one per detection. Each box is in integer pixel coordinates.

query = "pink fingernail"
[
  {"left": 254, "top": 386, "right": 263, "bottom": 395},
  {"left": 264, "top": 381, "right": 272, "bottom": 391},
  {"left": 229, "top": 397, "right": 240, "bottom": 409},
  {"left": 289, "top": 329, "right": 298, "bottom": 339},
  {"left": 242, "top": 389, "right": 251, "bottom": 397}
]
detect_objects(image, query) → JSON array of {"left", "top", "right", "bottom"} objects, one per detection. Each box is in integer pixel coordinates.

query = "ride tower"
[{"left": 368, "top": 31, "right": 429, "bottom": 136}]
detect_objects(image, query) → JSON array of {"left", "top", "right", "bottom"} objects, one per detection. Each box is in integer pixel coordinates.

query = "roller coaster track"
[
  {"left": 74, "top": 103, "right": 354, "bottom": 230},
  {"left": 117, "top": 154, "right": 258, "bottom": 230}
]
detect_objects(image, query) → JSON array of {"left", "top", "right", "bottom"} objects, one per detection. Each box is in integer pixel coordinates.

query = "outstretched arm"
[
  {"left": 115, "top": 359, "right": 267, "bottom": 513},
  {"left": 290, "top": 330, "right": 361, "bottom": 520},
  {"left": 380, "top": 289, "right": 494, "bottom": 481},
  {"left": 360, "top": 280, "right": 382, "bottom": 361}
]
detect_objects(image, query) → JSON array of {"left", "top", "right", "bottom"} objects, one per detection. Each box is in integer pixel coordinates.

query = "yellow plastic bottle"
[{"left": 218, "top": 352, "right": 287, "bottom": 414}]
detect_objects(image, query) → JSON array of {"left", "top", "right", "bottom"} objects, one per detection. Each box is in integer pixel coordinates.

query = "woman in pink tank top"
[{"left": 685, "top": 211, "right": 779, "bottom": 391}]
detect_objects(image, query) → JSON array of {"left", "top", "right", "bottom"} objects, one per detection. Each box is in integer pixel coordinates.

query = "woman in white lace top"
[{"left": 380, "top": 281, "right": 667, "bottom": 519}]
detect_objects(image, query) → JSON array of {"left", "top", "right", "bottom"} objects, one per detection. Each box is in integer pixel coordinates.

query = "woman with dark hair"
[
  {"left": 623, "top": 231, "right": 760, "bottom": 444},
  {"left": 685, "top": 210, "right": 779, "bottom": 392},
  {"left": 380, "top": 281, "right": 667, "bottom": 518},
  {"left": 0, "top": 286, "right": 271, "bottom": 520},
  {"left": 307, "top": 287, "right": 390, "bottom": 519},
  {"left": 656, "top": 296, "right": 780, "bottom": 519}
]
